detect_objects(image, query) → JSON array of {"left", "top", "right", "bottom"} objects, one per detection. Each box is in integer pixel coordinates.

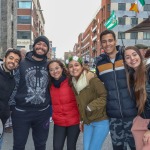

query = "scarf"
[
  {"left": 52, "top": 74, "right": 67, "bottom": 88},
  {"left": 72, "top": 71, "right": 88, "bottom": 94}
]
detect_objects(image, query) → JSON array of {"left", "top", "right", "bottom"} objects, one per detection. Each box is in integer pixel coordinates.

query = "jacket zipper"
[{"left": 112, "top": 63, "right": 123, "bottom": 118}]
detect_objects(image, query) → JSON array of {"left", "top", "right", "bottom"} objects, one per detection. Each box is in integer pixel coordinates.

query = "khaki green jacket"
[{"left": 73, "top": 72, "right": 108, "bottom": 124}]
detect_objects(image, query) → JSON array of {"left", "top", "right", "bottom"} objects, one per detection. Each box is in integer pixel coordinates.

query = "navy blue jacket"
[{"left": 96, "top": 47, "right": 137, "bottom": 118}]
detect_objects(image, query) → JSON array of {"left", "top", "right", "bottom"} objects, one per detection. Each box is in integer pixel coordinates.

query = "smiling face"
[
  {"left": 101, "top": 33, "right": 117, "bottom": 56},
  {"left": 3, "top": 52, "right": 20, "bottom": 71},
  {"left": 124, "top": 49, "right": 141, "bottom": 70},
  {"left": 34, "top": 41, "right": 48, "bottom": 56},
  {"left": 49, "top": 62, "right": 63, "bottom": 80},
  {"left": 68, "top": 60, "right": 83, "bottom": 79}
]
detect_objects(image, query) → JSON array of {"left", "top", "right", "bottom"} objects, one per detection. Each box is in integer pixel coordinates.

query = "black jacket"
[
  {"left": 96, "top": 46, "right": 137, "bottom": 118},
  {"left": 0, "top": 64, "right": 15, "bottom": 124},
  {"left": 11, "top": 51, "right": 50, "bottom": 111}
]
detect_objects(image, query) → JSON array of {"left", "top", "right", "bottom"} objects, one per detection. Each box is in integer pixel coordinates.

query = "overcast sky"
[{"left": 40, "top": 0, "right": 101, "bottom": 59}]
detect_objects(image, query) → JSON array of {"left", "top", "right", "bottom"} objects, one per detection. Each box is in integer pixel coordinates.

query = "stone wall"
[{"left": 0, "top": 0, "right": 17, "bottom": 58}]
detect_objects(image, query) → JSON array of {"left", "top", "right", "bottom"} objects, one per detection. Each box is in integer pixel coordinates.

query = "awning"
[{"left": 125, "top": 17, "right": 150, "bottom": 33}]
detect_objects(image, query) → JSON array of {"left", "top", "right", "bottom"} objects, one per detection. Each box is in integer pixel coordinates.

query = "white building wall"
[{"left": 111, "top": 0, "right": 150, "bottom": 46}]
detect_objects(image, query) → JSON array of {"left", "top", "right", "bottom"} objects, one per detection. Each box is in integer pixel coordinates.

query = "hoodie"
[{"left": 13, "top": 51, "right": 50, "bottom": 111}]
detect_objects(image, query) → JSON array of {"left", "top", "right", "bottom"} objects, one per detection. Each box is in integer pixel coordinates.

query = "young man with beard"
[
  {"left": 10, "top": 36, "right": 51, "bottom": 150},
  {"left": 96, "top": 30, "right": 137, "bottom": 150},
  {"left": 0, "top": 49, "right": 21, "bottom": 149}
]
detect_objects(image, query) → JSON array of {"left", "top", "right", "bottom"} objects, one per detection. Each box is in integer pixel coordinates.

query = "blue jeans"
[{"left": 83, "top": 120, "right": 109, "bottom": 150}]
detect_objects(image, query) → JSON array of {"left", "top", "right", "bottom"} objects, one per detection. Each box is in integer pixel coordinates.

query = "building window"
[
  {"left": 17, "top": 1, "right": 32, "bottom": 9},
  {"left": 17, "top": 16, "right": 31, "bottom": 24},
  {"left": 130, "top": 32, "right": 138, "bottom": 39},
  {"left": 118, "top": 3, "right": 126, "bottom": 11},
  {"left": 131, "top": 18, "right": 138, "bottom": 25},
  {"left": 17, "top": 31, "right": 31, "bottom": 39},
  {"left": 118, "top": 17, "right": 125, "bottom": 25},
  {"left": 17, "top": 46, "right": 25, "bottom": 50},
  {"left": 144, "top": 4, "right": 150, "bottom": 11},
  {"left": 118, "top": 32, "right": 125, "bottom": 39},
  {"left": 143, "top": 32, "right": 150, "bottom": 40},
  {"left": 107, "top": 4, "right": 110, "bottom": 11}
]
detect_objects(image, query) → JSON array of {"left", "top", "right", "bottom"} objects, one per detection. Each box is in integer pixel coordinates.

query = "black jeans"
[
  {"left": 11, "top": 107, "right": 50, "bottom": 150},
  {"left": 53, "top": 124, "right": 80, "bottom": 150}
]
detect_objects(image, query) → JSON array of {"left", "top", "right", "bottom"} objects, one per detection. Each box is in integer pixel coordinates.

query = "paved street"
[{"left": 2, "top": 122, "right": 113, "bottom": 150}]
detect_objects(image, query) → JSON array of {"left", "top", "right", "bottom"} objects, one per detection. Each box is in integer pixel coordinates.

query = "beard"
[
  {"left": 3, "top": 62, "right": 15, "bottom": 72},
  {"left": 33, "top": 47, "right": 48, "bottom": 59}
]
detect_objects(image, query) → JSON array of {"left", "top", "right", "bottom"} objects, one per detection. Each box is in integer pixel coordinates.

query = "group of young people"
[
  {"left": 47, "top": 29, "right": 150, "bottom": 150},
  {"left": 0, "top": 29, "right": 150, "bottom": 150}
]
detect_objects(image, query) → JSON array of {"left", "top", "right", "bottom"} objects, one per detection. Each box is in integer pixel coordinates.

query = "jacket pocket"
[{"left": 85, "top": 109, "right": 104, "bottom": 121}]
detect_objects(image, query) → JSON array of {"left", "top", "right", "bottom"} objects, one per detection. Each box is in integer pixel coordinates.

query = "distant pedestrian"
[
  {"left": 48, "top": 60, "right": 80, "bottom": 150},
  {"left": 11, "top": 35, "right": 51, "bottom": 150},
  {"left": 83, "top": 60, "right": 89, "bottom": 70},
  {"left": 67, "top": 56, "right": 109, "bottom": 150},
  {"left": 135, "top": 44, "right": 148, "bottom": 59},
  {"left": 20, "top": 48, "right": 27, "bottom": 59}
]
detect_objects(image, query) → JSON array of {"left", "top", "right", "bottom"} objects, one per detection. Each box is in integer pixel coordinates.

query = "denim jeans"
[{"left": 83, "top": 120, "right": 109, "bottom": 150}]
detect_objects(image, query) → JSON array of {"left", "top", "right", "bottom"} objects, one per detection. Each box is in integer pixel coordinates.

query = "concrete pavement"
[{"left": 2, "top": 122, "right": 113, "bottom": 150}]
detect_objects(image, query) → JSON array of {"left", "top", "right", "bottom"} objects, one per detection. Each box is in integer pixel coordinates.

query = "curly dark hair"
[{"left": 47, "top": 60, "right": 69, "bottom": 86}]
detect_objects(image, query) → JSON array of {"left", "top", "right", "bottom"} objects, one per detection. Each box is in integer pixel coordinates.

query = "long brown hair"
[
  {"left": 123, "top": 46, "right": 147, "bottom": 114},
  {"left": 47, "top": 60, "right": 69, "bottom": 86}
]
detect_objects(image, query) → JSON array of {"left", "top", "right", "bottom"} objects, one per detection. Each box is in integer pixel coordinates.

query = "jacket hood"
[
  {"left": 86, "top": 71, "right": 96, "bottom": 83},
  {"left": 0, "top": 64, "right": 14, "bottom": 78},
  {"left": 25, "top": 51, "right": 47, "bottom": 62}
]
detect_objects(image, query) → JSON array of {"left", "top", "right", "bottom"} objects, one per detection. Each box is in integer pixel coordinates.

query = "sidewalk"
[{"left": 2, "top": 122, "right": 113, "bottom": 150}]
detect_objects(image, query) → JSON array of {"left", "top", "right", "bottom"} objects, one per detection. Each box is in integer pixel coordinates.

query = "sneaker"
[
  {"left": 49, "top": 117, "right": 53, "bottom": 123},
  {"left": 4, "top": 127, "right": 13, "bottom": 133}
]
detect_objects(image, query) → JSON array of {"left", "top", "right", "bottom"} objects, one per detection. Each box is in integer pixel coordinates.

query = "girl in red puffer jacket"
[{"left": 48, "top": 60, "right": 80, "bottom": 150}]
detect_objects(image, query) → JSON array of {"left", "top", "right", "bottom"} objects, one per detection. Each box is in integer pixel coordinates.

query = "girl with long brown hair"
[{"left": 123, "top": 46, "right": 150, "bottom": 150}]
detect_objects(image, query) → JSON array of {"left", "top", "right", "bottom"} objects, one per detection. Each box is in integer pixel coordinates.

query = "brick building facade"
[
  {"left": 73, "top": 0, "right": 110, "bottom": 65},
  {"left": 73, "top": 0, "right": 150, "bottom": 65},
  {"left": 17, "top": 0, "right": 45, "bottom": 51}
]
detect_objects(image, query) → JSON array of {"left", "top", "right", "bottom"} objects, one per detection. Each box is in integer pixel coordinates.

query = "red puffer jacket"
[{"left": 50, "top": 78, "right": 80, "bottom": 126}]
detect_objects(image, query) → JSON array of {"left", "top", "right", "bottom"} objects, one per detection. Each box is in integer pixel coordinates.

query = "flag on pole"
[
  {"left": 129, "top": 0, "right": 145, "bottom": 13},
  {"left": 104, "top": 10, "right": 118, "bottom": 30}
]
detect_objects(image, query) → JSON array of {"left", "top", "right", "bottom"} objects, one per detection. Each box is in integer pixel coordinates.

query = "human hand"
[
  {"left": 143, "top": 130, "right": 150, "bottom": 145},
  {"left": 79, "top": 121, "right": 84, "bottom": 132}
]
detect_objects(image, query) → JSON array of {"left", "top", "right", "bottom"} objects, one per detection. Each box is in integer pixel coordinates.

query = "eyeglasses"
[{"left": 49, "top": 66, "right": 61, "bottom": 73}]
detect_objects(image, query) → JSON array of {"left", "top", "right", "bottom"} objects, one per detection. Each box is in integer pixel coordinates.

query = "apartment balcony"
[
  {"left": 81, "top": 42, "right": 90, "bottom": 50},
  {"left": 92, "top": 46, "right": 97, "bottom": 51},
  {"left": 82, "top": 34, "right": 90, "bottom": 43},
  {"left": 92, "top": 35, "right": 97, "bottom": 41},
  {"left": 92, "top": 25, "right": 97, "bottom": 32}
]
